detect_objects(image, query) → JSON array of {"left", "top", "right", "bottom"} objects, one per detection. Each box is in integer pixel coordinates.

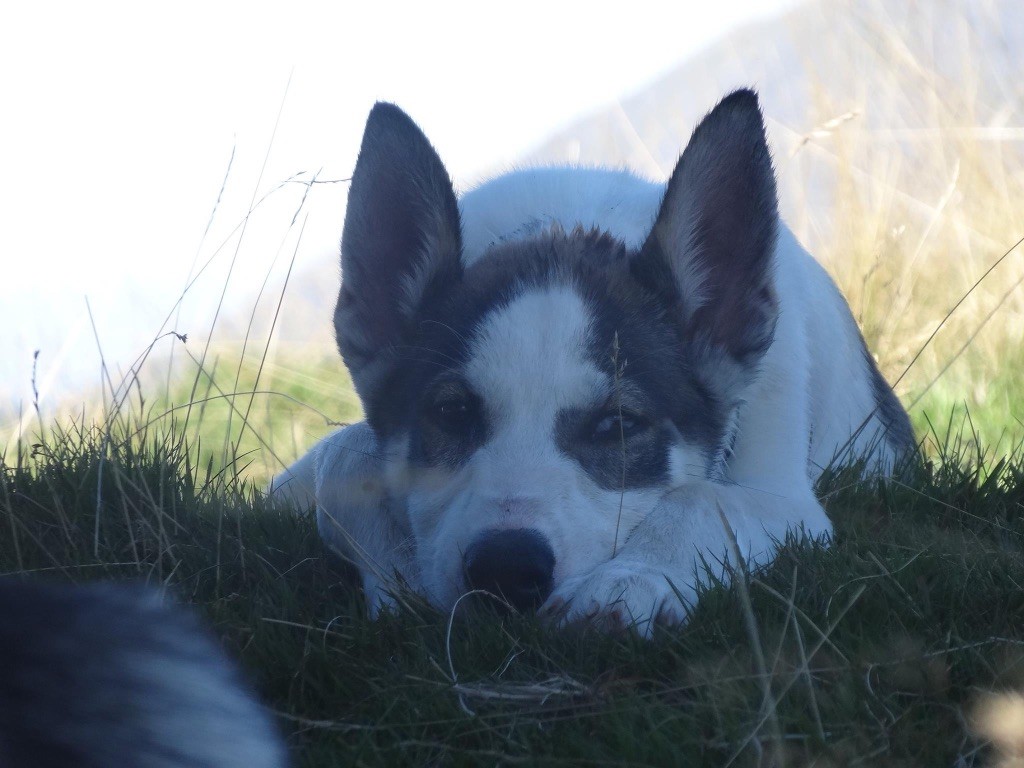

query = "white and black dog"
[{"left": 271, "top": 89, "right": 913, "bottom": 635}]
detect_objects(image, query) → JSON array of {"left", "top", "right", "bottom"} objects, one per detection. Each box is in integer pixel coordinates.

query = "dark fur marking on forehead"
[
  {"left": 408, "top": 226, "right": 633, "bottom": 383},
  {"left": 372, "top": 226, "right": 732, "bottom": 473},
  {"left": 361, "top": 231, "right": 605, "bottom": 439},
  {"left": 411, "top": 228, "right": 724, "bottom": 454},
  {"left": 408, "top": 384, "right": 491, "bottom": 471},
  {"left": 475, "top": 228, "right": 730, "bottom": 459}
]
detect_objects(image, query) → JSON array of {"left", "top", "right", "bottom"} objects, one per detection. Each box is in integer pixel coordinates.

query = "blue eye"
[{"left": 591, "top": 411, "right": 646, "bottom": 442}]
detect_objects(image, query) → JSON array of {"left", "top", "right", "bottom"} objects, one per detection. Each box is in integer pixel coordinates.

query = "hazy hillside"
[
  {"left": 525, "top": 0, "right": 1023, "bottom": 241},
  {"left": 275, "top": 0, "right": 1024, "bottom": 341},
  {"left": 521, "top": 0, "right": 1024, "bottom": 452},
  {"left": 14, "top": 0, "right": 1019, "bottom": 474},
  {"left": 222, "top": 0, "right": 1024, "bottom": 478}
]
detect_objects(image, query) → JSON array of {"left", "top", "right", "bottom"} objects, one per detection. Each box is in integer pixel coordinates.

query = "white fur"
[
  {"left": 461, "top": 169, "right": 900, "bottom": 477},
  {"left": 413, "top": 286, "right": 677, "bottom": 606},
  {"left": 460, "top": 166, "right": 663, "bottom": 262},
  {"left": 271, "top": 165, "right": 902, "bottom": 635}
]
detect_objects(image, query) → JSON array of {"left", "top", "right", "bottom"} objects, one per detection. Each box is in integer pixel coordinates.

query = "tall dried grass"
[{"left": 781, "top": 0, "right": 1024, "bottom": 451}]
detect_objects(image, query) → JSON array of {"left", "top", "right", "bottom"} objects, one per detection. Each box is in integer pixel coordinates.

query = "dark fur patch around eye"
[
  {"left": 409, "top": 383, "right": 490, "bottom": 470},
  {"left": 554, "top": 407, "right": 672, "bottom": 490},
  {"left": 368, "top": 228, "right": 736, "bottom": 477}
]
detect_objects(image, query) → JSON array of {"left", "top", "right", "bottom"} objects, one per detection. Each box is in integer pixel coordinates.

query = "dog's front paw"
[{"left": 540, "top": 560, "right": 696, "bottom": 638}]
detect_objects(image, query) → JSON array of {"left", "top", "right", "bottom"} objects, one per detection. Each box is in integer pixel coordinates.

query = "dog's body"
[{"left": 271, "top": 91, "right": 913, "bottom": 634}]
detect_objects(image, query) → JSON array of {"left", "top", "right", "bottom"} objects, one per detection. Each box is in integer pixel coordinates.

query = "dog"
[
  {"left": 270, "top": 89, "right": 914, "bottom": 635},
  {"left": 0, "top": 579, "right": 288, "bottom": 767}
]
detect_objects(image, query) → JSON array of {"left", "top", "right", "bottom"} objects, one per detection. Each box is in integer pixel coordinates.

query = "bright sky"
[{"left": 0, "top": 0, "right": 798, "bottom": 421}]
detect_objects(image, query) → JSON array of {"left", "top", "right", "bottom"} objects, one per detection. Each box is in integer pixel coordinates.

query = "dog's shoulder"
[
  {"left": 459, "top": 166, "right": 664, "bottom": 263},
  {"left": 733, "top": 225, "right": 914, "bottom": 480}
]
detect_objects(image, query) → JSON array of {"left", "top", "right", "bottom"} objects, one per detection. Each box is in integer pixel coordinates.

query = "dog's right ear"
[
  {"left": 334, "top": 103, "right": 463, "bottom": 409},
  {"left": 631, "top": 89, "right": 779, "bottom": 369}
]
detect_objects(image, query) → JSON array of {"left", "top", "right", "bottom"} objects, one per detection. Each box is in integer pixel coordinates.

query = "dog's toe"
[{"left": 542, "top": 560, "right": 695, "bottom": 638}]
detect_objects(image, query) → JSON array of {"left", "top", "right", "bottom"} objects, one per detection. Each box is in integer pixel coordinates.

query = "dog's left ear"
[
  {"left": 334, "top": 103, "right": 463, "bottom": 418},
  {"left": 632, "top": 89, "right": 779, "bottom": 366}
]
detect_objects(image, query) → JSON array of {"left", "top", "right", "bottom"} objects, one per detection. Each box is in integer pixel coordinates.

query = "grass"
[
  {"left": 1, "top": 4, "right": 1022, "bottom": 764},
  {"left": 780, "top": 2, "right": 1024, "bottom": 454},
  {"left": 3, "top": 413, "right": 1024, "bottom": 765},
  {"left": 146, "top": 347, "right": 361, "bottom": 485}
]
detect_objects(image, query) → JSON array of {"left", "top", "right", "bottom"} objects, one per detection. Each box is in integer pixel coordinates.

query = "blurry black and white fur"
[
  {"left": 0, "top": 579, "right": 287, "bottom": 767},
  {"left": 270, "top": 89, "right": 914, "bottom": 635}
]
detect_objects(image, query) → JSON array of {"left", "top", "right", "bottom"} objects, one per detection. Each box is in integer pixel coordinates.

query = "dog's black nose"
[{"left": 463, "top": 529, "right": 555, "bottom": 612}]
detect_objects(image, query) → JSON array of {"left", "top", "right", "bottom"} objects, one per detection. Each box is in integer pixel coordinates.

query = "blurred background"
[{"left": 2, "top": 0, "right": 1022, "bottom": 481}]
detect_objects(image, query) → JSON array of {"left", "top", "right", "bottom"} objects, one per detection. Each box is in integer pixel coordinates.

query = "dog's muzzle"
[{"left": 463, "top": 529, "right": 554, "bottom": 612}]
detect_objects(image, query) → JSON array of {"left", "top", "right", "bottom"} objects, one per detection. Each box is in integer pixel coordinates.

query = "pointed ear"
[
  {"left": 632, "top": 89, "right": 779, "bottom": 367},
  {"left": 334, "top": 103, "right": 463, "bottom": 404}
]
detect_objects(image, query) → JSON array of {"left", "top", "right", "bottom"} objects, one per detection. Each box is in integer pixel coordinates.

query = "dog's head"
[{"left": 334, "top": 90, "right": 779, "bottom": 610}]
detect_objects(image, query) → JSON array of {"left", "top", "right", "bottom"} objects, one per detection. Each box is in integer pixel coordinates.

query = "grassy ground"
[
  {"left": 3, "top": 415, "right": 1023, "bottom": 766},
  {"left": 145, "top": 347, "right": 362, "bottom": 485},
  {"left": 1, "top": 6, "right": 1021, "bottom": 763}
]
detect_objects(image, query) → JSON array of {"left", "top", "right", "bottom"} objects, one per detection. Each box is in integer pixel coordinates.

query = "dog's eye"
[
  {"left": 590, "top": 411, "right": 647, "bottom": 442},
  {"left": 429, "top": 397, "right": 476, "bottom": 432}
]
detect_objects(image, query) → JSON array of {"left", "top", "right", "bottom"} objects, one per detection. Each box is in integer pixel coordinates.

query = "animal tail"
[{"left": 0, "top": 579, "right": 288, "bottom": 768}]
